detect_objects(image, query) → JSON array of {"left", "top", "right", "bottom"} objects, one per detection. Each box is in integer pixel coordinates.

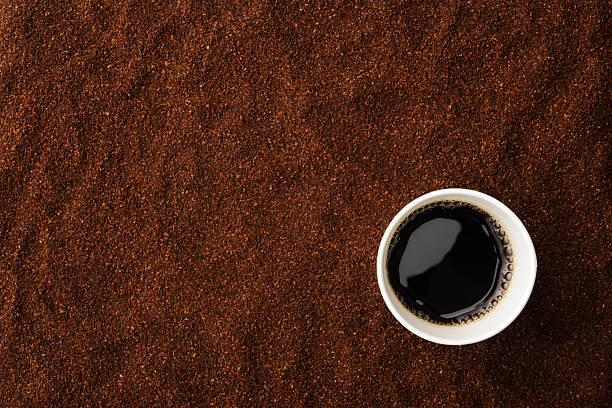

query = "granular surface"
[{"left": 0, "top": 1, "right": 609, "bottom": 406}]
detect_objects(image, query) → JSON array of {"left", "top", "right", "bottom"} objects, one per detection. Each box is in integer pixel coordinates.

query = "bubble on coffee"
[{"left": 386, "top": 200, "right": 514, "bottom": 325}]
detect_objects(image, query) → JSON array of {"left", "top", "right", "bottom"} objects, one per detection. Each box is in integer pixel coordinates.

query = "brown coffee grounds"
[{"left": 0, "top": 1, "right": 609, "bottom": 406}]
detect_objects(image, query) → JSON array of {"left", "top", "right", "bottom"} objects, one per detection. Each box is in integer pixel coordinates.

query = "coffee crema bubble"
[{"left": 386, "top": 200, "right": 514, "bottom": 325}]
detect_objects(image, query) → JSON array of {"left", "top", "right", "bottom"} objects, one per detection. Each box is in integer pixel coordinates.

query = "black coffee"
[{"left": 387, "top": 201, "right": 514, "bottom": 325}]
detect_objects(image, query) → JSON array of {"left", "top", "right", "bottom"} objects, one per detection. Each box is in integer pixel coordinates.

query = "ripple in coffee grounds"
[{"left": 387, "top": 201, "right": 513, "bottom": 325}]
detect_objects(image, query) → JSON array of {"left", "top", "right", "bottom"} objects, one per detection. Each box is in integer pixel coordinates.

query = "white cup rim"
[{"left": 377, "top": 188, "right": 537, "bottom": 345}]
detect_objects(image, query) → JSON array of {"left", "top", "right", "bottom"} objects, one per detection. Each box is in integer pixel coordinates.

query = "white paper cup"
[{"left": 377, "top": 188, "right": 537, "bottom": 345}]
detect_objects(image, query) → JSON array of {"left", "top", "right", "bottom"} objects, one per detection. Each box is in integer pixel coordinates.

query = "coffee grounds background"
[{"left": 0, "top": 1, "right": 609, "bottom": 406}]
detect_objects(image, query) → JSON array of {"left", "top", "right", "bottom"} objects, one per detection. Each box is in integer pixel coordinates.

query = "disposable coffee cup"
[{"left": 377, "top": 188, "right": 537, "bottom": 345}]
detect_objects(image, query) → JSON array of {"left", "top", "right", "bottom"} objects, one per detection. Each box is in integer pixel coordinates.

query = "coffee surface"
[{"left": 387, "top": 202, "right": 505, "bottom": 324}]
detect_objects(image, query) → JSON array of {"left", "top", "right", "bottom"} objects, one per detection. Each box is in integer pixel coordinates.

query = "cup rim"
[{"left": 377, "top": 188, "right": 537, "bottom": 345}]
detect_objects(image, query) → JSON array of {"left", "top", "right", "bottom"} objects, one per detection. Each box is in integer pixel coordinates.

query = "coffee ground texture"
[{"left": 0, "top": 1, "right": 609, "bottom": 406}]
